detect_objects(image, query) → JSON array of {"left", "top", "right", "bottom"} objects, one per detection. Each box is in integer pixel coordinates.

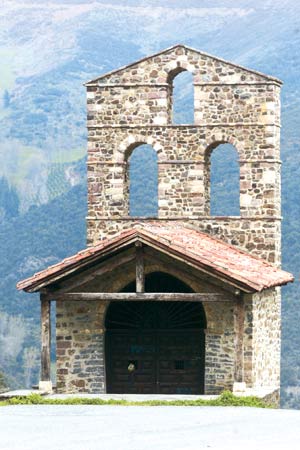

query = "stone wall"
[
  {"left": 86, "top": 45, "right": 280, "bottom": 87},
  {"left": 87, "top": 47, "right": 281, "bottom": 266},
  {"left": 204, "top": 301, "right": 236, "bottom": 394},
  {"left": 56, "top": 300, "right": 107, "bottom": 393},
  {"left": 56, "top": 44, "right": 283, "bottom": 395},
  {"left": 55, "top": 255, "right": 242, "bottom": 395},
  {"left": 239, "top": 288, "right": 281, "bottom": 393},
  {"left": 87, "top": 125, "right": 281, "bottom": 223},
  {"left": 252, "top": 287, "right": 281, "bottom": 388},
  {"left": 87, "top": 83, "right": 279, "bottom": 127},
  {"left": 55, "top": 252, "right": 280, "bottom": 395},
  {"left": 86, "top": 46, "right": 281, "bottom": 267}
]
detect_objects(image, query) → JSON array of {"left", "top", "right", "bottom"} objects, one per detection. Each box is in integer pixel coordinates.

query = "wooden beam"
[
  {"left": 143, "top": 247, "right": 238, "bottom": 298},
  {"left": 135, "top": 242, "right": 145, "bottom": 293},
  {"left": 234, "top": 297, "right": 245, "bottom": 383},
  {"left": 27, "top": 236, "right": 138, "bottom": 292},
  {"left": 53, "top": 292, "right": 232, "bottom": 302},
  {"left": 48, "top": 250, "right": 136, "bottom": 295},
  {"left": 40, "top": 294, "right": 51, "bottom": 382}
]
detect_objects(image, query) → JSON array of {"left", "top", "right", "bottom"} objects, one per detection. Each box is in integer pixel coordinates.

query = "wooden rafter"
[{"left": 47, "top": 249, "right": 136, "bottom": 294}]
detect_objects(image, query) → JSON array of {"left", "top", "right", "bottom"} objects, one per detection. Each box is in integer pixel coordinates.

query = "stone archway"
[{"left": 105, "top": 272, "right": 207, "bottom": 394}]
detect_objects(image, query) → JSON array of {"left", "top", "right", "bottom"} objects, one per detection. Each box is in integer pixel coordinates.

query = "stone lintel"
[
  {"left": 86, "top": 215, "right": 282, "bottom": 221},
  {"left": 86, "top": 81, "right": 280, "bottom": 88},
  {"left": 86, "top": 159, "right": 282, "bottom": 165},
  {"left": 87, "top": 123, "right": 281, "bottom": 129}
]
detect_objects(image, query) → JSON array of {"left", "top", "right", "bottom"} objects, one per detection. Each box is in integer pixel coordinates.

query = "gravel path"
[{"left": 1, "top": 405, "right": 300, "bottom": 450}]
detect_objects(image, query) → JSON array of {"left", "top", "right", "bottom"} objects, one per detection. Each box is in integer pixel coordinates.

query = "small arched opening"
[
  {"left": 204, "top": 143, "right": 240, "bottom": 216},
  {"left": 127, "top": 144, "right": 158, "bottom": 217},
  {"left": 105, "top": 272, "right": 206, "bottom": 394},
  {"left": 168, "top": 69, "right": 194, "bottom": 124}
]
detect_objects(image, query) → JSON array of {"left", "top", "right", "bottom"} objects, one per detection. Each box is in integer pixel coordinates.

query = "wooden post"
[
  {"left": 40, "top": 294, "right": 51, "bottom": 387},
  {"left": 135, "top": 242, "right": 145, "bottom": 293},
  {"left": 234, "top": 297, "right": 245, "bottom": 385}
]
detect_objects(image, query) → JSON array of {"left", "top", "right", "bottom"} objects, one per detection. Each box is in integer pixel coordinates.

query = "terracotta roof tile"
[{"left": 17, "top": 222, "right": 293, "bottom": 293}]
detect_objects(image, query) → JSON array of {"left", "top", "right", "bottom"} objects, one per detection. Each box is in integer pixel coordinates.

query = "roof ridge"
[
  {"left": 17, "top": 223, "right": 293, "bottom": 293},
  {"left": 137, "top": 221, "right": 278, "bottom": 267},
  {"left": 135, "top": 226, "right": 293, "bottom": 291},
  {"left": 84, "top": 44, "right": 282, "bottom": 86},
  {"left": 16, "top": 227, "right": 139, "bottom": 291}
]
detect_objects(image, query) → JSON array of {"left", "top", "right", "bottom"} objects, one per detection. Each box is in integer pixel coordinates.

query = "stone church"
[{"left": 18, "top": 45, "right": 293, "bottom": 401}]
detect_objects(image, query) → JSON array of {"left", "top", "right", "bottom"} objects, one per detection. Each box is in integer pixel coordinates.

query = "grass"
[{"left": 0, "top": 391, "right": 271, "bottom": 408}]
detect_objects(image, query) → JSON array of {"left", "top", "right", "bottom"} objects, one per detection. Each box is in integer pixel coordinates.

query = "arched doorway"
[{"left": 105, "top": 273, "right": 206, "bottom": 394}]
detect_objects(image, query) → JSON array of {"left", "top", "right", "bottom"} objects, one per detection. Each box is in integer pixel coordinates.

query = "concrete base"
[
  {"left": 0, "top": 387, "right": 279, "bottom": 407},
  {"left": 48, "top": 389, "right": 280, "bottom": 407},
  {"left": 0, "top": 389, "right": 39, "bottom": 400},
  {"left": 48, "top": 393, "right": 219, "bottom": 401},
  {"left": 38, "top": 381, "right": 53, "bottom": 394},
  {"left": 233, "top": 382, "right": 247, "bottom": 393}
]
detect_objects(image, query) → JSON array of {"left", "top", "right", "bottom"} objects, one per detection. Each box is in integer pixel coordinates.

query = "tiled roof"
[{"left": 17, "top": 222, "right": 293, "bottom": 293}]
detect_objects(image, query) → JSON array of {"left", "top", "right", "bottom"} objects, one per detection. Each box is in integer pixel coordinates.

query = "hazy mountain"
[
  {"left": 1, "top": 0, "right": 300, "bottom": 407},
  {"left": 1, "top": 0, "right": 300, "bottom": 209}
]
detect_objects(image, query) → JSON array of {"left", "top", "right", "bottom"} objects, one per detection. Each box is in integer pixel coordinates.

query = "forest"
[{"left": 1, "top": 0, "right": 300, "bottom": 408}]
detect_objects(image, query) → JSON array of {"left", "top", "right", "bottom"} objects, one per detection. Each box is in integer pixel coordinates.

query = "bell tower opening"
[
  {"left": 205, "top": 142, "right": 240, "bottom": 216},
  {"left": 128, "top": 144, "right": 158, "bottom": 217},
  {"left": 168, "top": 69, "right": 194, "bottom": 124}
]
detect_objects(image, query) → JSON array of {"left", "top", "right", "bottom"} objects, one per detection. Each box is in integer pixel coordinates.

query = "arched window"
[
  {"left": 169, "top": 70, "right": 194, "bottom": 124},
  {"left": 128, "top": 144, "right": 158, "bottom": 217},
  {"left": 206, "top": 143, "right": 240, "bottom": 216}
]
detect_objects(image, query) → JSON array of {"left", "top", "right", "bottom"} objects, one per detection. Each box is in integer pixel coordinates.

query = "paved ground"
[{"left": 1, "top": 405, "right": 300, "bottom": 450}]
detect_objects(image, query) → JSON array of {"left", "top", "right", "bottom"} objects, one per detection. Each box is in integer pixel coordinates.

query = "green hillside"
[{"left": 1, "top": 0, "right": 300, "bottom": 408}]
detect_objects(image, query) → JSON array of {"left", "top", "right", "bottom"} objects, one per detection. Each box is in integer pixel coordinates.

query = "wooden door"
[
  {"left": 106, "top": 331, "right": 157, "bottom": 394},
  {"left": 157, "top": 330, "right": 205, "bottom": 394},
  {"left": 105, "top": 329, "right": 205, "bottom": 394},
  {"left": 105, "top": 300, "right": 206, "bottom": 394}
]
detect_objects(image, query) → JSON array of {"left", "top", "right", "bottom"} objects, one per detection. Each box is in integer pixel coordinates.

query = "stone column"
[{"left": 39, "top": 294, "right": 52, "bottom": 393}]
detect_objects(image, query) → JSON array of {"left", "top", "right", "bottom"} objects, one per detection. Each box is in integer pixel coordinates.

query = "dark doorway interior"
[{"left": 105, "top": 272, "right": 206, "bottom": 394}]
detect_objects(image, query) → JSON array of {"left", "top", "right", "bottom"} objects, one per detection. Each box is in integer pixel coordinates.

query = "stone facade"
[
  {"left": 86, "top": 45, "right": 281, "bottom": 267},
  {"left": 55, "top": 255, "right": 281, "bottom": 397},
  {"left": 252, "top": 288, "right": 281, "bottom": 388},
  {"left": 56, "top": 255, "right": 239, "bottom": 394},
  {"left": 56, "top": 300, "right": 106, "bottom": 393},
  {"left": 55, "top": 45, "right": 283, "bottom": 398}
]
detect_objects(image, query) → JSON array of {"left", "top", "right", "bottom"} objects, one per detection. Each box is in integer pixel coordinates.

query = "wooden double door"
[{"left": 105, "top": 329, "right": 205, "bottom": 394}]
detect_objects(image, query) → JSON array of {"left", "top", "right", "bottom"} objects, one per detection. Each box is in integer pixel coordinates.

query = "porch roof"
[{"left": 17, "top": 222, "right": 293, "bottom": 293}]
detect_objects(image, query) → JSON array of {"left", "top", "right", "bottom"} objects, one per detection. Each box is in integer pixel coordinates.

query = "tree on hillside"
[
  {"left": 0, "top": 177, "right": 19, "bottom": 220},
  {"left": 0, "top": 371, "right": 7, "bottom": 393}
]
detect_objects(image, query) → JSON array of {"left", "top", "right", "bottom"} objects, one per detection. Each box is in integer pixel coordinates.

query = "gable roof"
[
  {"left": 84, "top": 44, "right": 282, "bottom": 86},
  {"left": 17, "top": 222, "right": 293, "bottom": 294}
]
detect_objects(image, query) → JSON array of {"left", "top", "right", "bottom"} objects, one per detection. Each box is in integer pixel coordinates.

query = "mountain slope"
[{"left": 1, "top": 0, "right": 300, "bottom": 407}]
